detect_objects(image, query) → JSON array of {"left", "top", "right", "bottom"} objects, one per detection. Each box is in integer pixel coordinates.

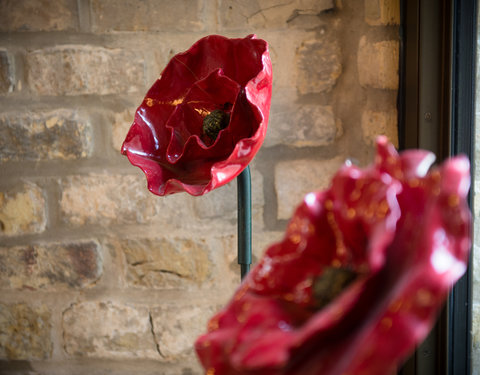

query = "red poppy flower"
[
  {"left": 121, "top": 35, "right": 272, "bottom": 196},
  {"left": 195, "top": 137, "right": 471, "bottom": 375}
]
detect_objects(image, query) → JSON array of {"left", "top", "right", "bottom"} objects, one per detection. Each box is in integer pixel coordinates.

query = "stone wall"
[{"left": 0, "top": 1, "right": 399, "bottom": 374}]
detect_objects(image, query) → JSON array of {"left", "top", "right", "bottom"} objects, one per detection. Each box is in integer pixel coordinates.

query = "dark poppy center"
[
  {"left": 202, "top": 109, "right": 230, "bottom": 141},
  {"left": 312, "top": 267, "right": 358, "bottom": 309}
]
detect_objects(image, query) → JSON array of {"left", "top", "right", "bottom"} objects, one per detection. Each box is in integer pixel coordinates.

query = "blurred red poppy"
[
  {"left": 121, "top": 35, "right": 272, "bottom": 196},
  {"left": 195, "top": 137, "right": 471, "bottom": 375}
]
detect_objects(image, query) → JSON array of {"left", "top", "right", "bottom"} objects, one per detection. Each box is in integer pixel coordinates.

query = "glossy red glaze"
[
  {"left": 195, "top": 137, "right": 471, "bottom": 375},
  {"left": 122, "top": 35, "right": 272, "bottom": 196}
]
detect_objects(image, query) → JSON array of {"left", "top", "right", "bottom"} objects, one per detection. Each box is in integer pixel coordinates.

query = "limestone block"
[
  {"left": 365, "top": 0, "right": 400, "bottom": 26},
  {"left": 63, "top": 301, "right": 158, "bottom": 359},
  {"left": 192, "top": 167, "right": 264, "bottom": 226},
  {"left": 358, "top": 36, "right": 399, "bottom": 90},
  {"left": 59, "top": 173, "right": 195, "bottom": 227},
  {"left": 0, "top": 304, "right": 52, "bottom": 359},
  {"left": 150, "top": 304, "right": 216, "bottom": 359},
  {"left": 0, "top": 241, "right": 102, "bottom": 290},
  {"left": 26, "top": 46, "right": 145, "bottom": 96},
  {"left": 266, "top": 103, "right": 340, "bottom": 147},
  {"left": 361, "top": 108, "right": 398, "bottom": 147},
  {"left": 112, "top": 108, "right": 136, "bottom": 152},
  {"left": 275, "top": 157, "right": 345, "bottom": 219},
  {"left": 91, "top": 0, "right": 204, "bottom": 32},
  {"left": 0, "top": 183, "right": 46, "bottom": 236},
  {"left": 473, "top": 303, "right": 480, "bottom": 374},
  {"left": 0, "top": 110, "right": 93, "bottom": 161},
  {"left": 296, "top": 38, "right": 342, "bottom": 94},
  {"left": 0, "top": 50, "right": 14, "bottom": 94},
  {"left": 106, "top": 237, "right": 211, "bottom": 289},
  {"left": 0, "top": 0, "right": 78, "bottom": 31},
  {"left": 219, "top": 0, "right": 334, "bottom": 29}
]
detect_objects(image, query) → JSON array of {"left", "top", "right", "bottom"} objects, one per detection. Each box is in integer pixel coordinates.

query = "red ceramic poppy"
[
  {"left": 121, "top": 35, "right": 272, "bottom": 196},
  {"left": 195, "top": 137, "right": 471, "bottom": 375}
]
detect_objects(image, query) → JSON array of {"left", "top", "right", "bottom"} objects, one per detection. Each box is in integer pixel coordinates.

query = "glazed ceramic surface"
[
  {"left": 195, "top": 137, "right": 471, "bottom": 375},
  {"left": 122, "top": 35, "right": 272, "bottom": 196}
]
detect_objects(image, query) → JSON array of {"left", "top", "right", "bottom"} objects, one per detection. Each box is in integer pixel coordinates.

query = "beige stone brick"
[
  {"left": 0, "top": 0, "right": 78, "bottom": 32},
  {"left": 0, "top": 303, "right": 52, "bottom": 359},
  {"left": 0, "top": 241, "right": 102, "bottom": 290},
  {"left": 59, "top": 173, "right": 195, "bottom": 227},
  {"left": 112, "top": 108, "right": 136, "bottom": 152},
  {"left": 25, "top": 46, "right": 145, "bottom": 96},
  {"left": 91, "top": 0, "right": 204, "bottom": 32},
  {"left": 365, "top": 0, "right": 400, "bottom": 26},
  {"left": 266, "top": 103, "right": 340, "bottom": 147},
  {"left": 358, "top": 36, "right": 399, "bottom": 90},
  {"left": 473, "top": 303, "right": 480, "bottom": 373},
  {"left": 192, "top": 167, "right": 264, "bottom": 226},
  {"left": 63, "top": 301, "right": 159, "bottom": 359},
  {"left": 361, "top": 108, "right": 398, "bottom": 147},
  {"left": 0, "top": 110, "right": 93, "bottom": 162},
  {"left": 151, "top": 304, "right": 217, "bottom": 359},
  {"left": 219, "top": 0, "right": 334, "bottom": 30},
  {"left": 0, "top": 50, "right": 14, "bottom": 94},
  {"left": 296, "top": 38, "right": 342, "bottom": 94},
  {"left": 0, "top": 183, "right": 46, "bottom": 236},
  {"left": 275, "top": 157, "right": 345, "bottom": 219},
  {"left": 106, "top": 237, "right": 211, "bottom": 289}
]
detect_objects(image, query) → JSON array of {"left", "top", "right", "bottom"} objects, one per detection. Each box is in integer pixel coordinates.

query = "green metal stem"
[{"left": 237, "top": 166, "right": 252, "bottom": 280}]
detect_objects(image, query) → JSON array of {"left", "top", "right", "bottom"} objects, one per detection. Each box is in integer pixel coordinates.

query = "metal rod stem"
[{"left": 237, "top": 166, "right": 252, "bottom": 280}]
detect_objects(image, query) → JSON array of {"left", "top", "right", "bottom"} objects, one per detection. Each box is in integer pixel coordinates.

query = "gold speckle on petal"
[
  {"left": 416, "top": 289, "right": 434, "bottom": 306},
  {"left": 409, "top": 178, "right": 420, "bottom": 188},
  {"left": 289, "top": 233, "right": 302, "bottom": 244},
  {"left": 346, "top": 207, "right": 356, "bottom": 219},
  {"left": 202, "top": 340, "right": 211, "bottom": 348},
  {"left": 380, "top": 317, "right": 393, "bottom": 330},
  {"left": 389, "top": 299, "right": 403, "bottom": 313},
  {"left": 208, "top": 318, "right": 219, "bottom": 332},
  {"left": 448, "top": 194, "right": 460, "bottom": 207},
  {"left": 325, "top": 199, "right": 334, "bottom": 210},
  {"left": 350, "top": 189, "right": 362, "bottom": 201},
  {"left": 207, "top": 368, "right": 215, "bottom": 375}
]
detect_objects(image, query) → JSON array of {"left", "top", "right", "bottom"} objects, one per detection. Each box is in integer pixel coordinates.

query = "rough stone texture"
[
  {"left": 0, "top": 304, "right": 52, "bottom": 359},
  {"left": 0, "top": 0, "right": 78, "bottom": 32},
  {"left": 275, "top": 157, "right": 345, "bottom": 220},
  {"left": 0, "top": 241, "right": 102, "bottom": 290},
  {"left": 474, "top": 243, "right": 480, "bottom": 303},
  {"left": 26, "top": 46, "right": 145, "bottom": 96},
  {"left": 0, "top": 50, "right": 14, "bottom": 94},
  {"left": 151, "top": 305, "right": 215, "bottom": 359},
  {"left": 218, "top": 0, "right": 334, "bottom": 30},
  {"left": 107, "top": 237, "right": 210, "bottom": 289},
  {"left": 266, "top": 104, "right": 340, "bottom": 147},
  {"left": 0, "top": 183, "right": 46, "bottom": 237},
  {"left": 112, "top": 108, "right": 136, "bottom": 151},
  {"left": 63, "top": 301, "right": 159, "bottom": 359},
  {"left": 60, "top": 174, "right": 195, "bottom": 227},
  {"left": 91, "top": 0, "right": 204, "bottom": 32},
  {"left": 473, "top": 303, "right": 480, "bottom": 375},
  {"left": 192, "top": 167, "right": 264, "bottom": 225},
  {"left": 296, "top": 38, "right": 342, "bottom": 94},
  {"left": 358, "top": 36, "right": 399, "bottom": 90},
  {"left": 0, "top": 110, "right": 93, "bottom": 162},
  {"left": 361, "top": 108, "right": 398, "bottom": 147},
  {"left": 365, "top": 0, "right": 400, "bottom": 26}
]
